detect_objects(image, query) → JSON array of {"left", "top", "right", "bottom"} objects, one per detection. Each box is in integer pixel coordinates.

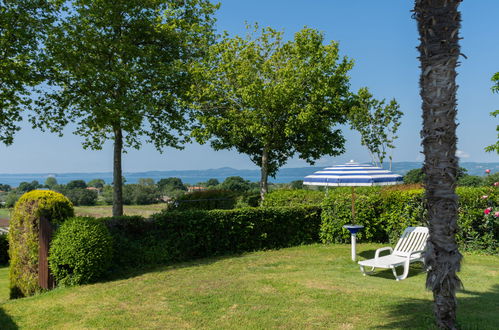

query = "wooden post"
[{"left": 38, "top": 216, "right": 55, "bottom": 290}]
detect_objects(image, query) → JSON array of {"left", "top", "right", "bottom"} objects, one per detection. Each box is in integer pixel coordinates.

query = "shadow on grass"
[
  {"left": 379, "top": 284, "right": 499, "bottom": 329},
  {"left": 103, "top": 252, "right": 246, "bottom": 283},
  {"left": 357, "top": 249, "right": 427, "bottom": 281},
  {"left": 0, "top": 307, "right": 18, "bottom": 329}
]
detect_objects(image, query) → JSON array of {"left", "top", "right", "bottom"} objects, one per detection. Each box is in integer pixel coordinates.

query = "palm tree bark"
[
  {"left": 113, "top": 126, "right": 124, "bottom": 217},
  {"left": 414, "top": 1, "right": 463, "bottom": 329}
]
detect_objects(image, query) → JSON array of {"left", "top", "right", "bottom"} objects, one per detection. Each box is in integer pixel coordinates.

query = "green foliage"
[
  {"left": 189, "top": 25, "right": 355, "bottom": 196},
  {"left": 289, "top": 180, "right": 303, "bottom": 189},
  {"left": 32, "top": 0, "right": 218, "bottom": 216},
  {"left": 0, "top": 0, "right": 58, "bottom": 145},
  {"left": 49, "top": 217, "right": 113, "bottom": 286},
  {"left": 44, "top": 177, "right": 58, "bottom": 189},
  {"left": 403, "top": 168, "right": 424, "bottom": 184},
  {"left": 458, "top": 175, "right": 484, "bottom": 187},
  {"left": 349, "top": 88, "right": 402, "bottom": 166},
  {"left": 62, "top": 188, "right": 98, "bottom": 206},
  {"left": 485, "top": 73, "right": 499, "bottom": 154},
  {"left": 0, "top": 234, "right": 8, "bottom": 265},
  {"left": 206, "top": 178, "right": 220, "bottom": 187},
  {"left": 148, "top": 206, "right": 322, "bottom": 262},
  {"left": 87, "top": 179, "right": 105, "bottom": 189},
  {"left": 0, "top": 184, "right": 12, "bottom": 192},
  {"left": 157, "top": 177, "right": 187, "bottom": 193},
  {"left": 66, "top": 180, "right": 87, "bottom": 190},
  {"left": 171, "top": 190, "right": 237, "bottom": 211},
  {"left": 123, "top": 184, "right": 160, "bottom": 205},
  {"left": 319, "top": 187, "right": 497, "bottom": 253},
  {"left": 220, "top": 176, "right": 252, "bottom": 192},
  {"left": 262, "top": 189, "right": 325, "bottom": 207},
  {"left": 8, "top": 190, "right": 74, "bottom": 298},
  {"left": 4, "top": 191, "right": 20, "bottom": 208},
  {"left": 17, "top": 180, "right": 42, "bottom": 192}
]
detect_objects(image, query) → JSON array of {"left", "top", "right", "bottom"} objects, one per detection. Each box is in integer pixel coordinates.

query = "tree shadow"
[
  {"left": 0, "top": 307, "right": 18, "bottom": 329},
  {"left": 379, "top": 284, "right": 499, "bottom": 329}
]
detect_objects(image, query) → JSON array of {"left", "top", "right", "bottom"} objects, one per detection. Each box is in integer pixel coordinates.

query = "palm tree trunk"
[
  {"left": 112, "top": 126, "right": 124, "bottom": 217},
  {"left": 260, "top": 148, "right": 269, "bottom": 201},
  {"left": 414, "top": 1, "right": 463, "bottom": 329}
]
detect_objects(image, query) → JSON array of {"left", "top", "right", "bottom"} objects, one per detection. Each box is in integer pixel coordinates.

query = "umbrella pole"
[{"left": 351, "top": 186, "right": 356, "bottom": 224}]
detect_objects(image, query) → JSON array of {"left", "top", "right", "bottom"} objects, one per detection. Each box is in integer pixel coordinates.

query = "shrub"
[
  {"left": 49, "top": 217, "right": 113, "bottom": 286},
  {"left": 61, "top": 188, "right": 98, "bottom": 206},
  {"left": 0, "top": 234, "right": 8, "bottom": 265},
  {"left": 262, "top": 189, "right": 325, "bottom": 207},
  {"left": 8, "top": 190, "right": 74, "bottom": 298},
  {"left": 170, "top": 190, "right": 237, "bottom": 211},
  {"left": 95, "top": 206, "right": 322, "bottom": 273}
]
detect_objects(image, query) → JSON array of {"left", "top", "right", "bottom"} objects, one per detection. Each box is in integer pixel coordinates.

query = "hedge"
[
  {"left": 8, "top": 190, "right": 74, "bottom": 298},
  {"left": 49, "top": 217, "right": 113, "bottom": 286},
  {"left": 320, "top": 187, "right": 498, "bottom": 253},
  {"left": 262, "top": 189, "right": 326, "bottom": 207},
  {"left": 91, "top": 206, "right": 322, "bottom": 273}
]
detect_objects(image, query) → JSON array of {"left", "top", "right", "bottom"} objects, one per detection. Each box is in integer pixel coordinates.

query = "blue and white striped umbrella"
[{"left": 303, "top": 161, "right": 403, "bottom": 187}]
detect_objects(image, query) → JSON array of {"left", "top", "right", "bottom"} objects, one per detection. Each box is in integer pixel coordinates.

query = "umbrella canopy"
[{"left": 303, "top": 161, "right": 403, "bottom": 187}]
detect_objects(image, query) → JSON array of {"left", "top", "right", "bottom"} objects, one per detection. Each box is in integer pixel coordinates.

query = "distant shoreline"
[{"left": 0, "top": 162, "right": 498, "bottom": 186}]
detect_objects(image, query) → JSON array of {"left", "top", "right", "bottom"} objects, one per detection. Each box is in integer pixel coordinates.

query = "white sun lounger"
[{"left": 358, "top": 226, "right": 429, "bottom": 281}]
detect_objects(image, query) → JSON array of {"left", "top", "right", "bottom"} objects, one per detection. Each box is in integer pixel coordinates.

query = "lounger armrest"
[
  {"left": 407, "top": 250, "right": 425, "bottom": 260},
  {"left": 375, "top": 247, "right": 393, "bottom": 260}
]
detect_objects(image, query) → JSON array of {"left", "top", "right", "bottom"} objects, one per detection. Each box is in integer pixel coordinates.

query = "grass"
[
  {"left": 0, "top": 204, "right": 167, "bottom": 221},
  {"left": 0, "top": 208, "right": 9, "bottom": 219},
  {"left": 0, "top": 244, "right": 498, "bottom": 329},
  {"left": 74, "top": 203, "right": 167, "bottom": 218}
]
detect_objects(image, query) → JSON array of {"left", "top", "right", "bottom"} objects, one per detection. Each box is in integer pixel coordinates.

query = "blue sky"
[{"left": 1, "top": 0, "right": 498, "bottom": 173}]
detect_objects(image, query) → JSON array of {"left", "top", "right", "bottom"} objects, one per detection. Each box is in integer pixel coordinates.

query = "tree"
[
  {"left": 157, "top": 177, "right": 187, "bottom": 193},
  {"left": 220, "top": 176, "right": 251, "bottom": 193},
  {"left": 206, "top": 178, "right": 220, "bottom": 187},
  {"left": 33, "top": 0, "right": 218, "bottom": 216},
  {"left": 484, "top": 73, "right": 499, "bottom": 154},
  {"left": 190, "top": 26, "right": 356, "bottom": 201},
  {"left": 66, "top": 180, "right": 87, "bottom": 190},
  {"left": 44, "top": 177, "right": 58, "bottom": 189},
  {"left": 0, "top": 0, "right": 57, "bottom": 145},
  {"left": 137, "top": 178, "right": 155, "bottom": 187},
  {"left": 414, "top": 1, "right": 463, "bottom": 328},
  {"left": 17, "top": 180, "right": 41, "bottom": 192},
  {"left": 87, "top": 179, "right": 105, "bottom": 189},
  {"left": 349, "top": 88, "right": 403, "bottom": 168},
  {"left": 0, "top": 184, "right": 11, "bottom": 192},
  {"left": 404, "top": 167, "right": 467, "bottom": 185}
]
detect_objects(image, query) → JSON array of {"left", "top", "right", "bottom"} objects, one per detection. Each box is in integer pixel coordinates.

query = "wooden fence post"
[{"left": 38, "top": 216, "right": 55, "bottom": 290}]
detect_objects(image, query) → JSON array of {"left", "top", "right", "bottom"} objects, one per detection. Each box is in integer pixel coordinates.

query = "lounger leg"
[
  {"left": 390, "top": 265, "right": 405, "bottom": 281},
  {"left": 360, "top": 265, "right": 375, "bottom": 276}
]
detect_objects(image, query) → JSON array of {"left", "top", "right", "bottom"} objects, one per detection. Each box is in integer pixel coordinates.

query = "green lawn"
[
  {"left": 0, "top": 204, "right": 168, "bottom": 221},
  {"left": 0, "top": 244, "right": 498, "bottom": 329}
]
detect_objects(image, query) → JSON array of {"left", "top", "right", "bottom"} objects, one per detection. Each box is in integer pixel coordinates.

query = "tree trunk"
[
  {"left": 260, "top": 148, "right": 269, "bottom": 201},
  {"left": 414, "top": 1, "right": 463, "bottom": 329},
  {"left": 113, "top": 126, "right": 124, "bottom": 217}
]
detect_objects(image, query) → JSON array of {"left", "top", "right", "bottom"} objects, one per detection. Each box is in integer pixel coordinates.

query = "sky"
[{"left": 1, "top": 0, "right": 499, "bottom": 174}]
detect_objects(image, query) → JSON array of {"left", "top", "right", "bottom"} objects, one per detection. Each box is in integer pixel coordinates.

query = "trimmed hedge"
[
  {"left": 97, "top": 206, "right": 322, "bottom": 272},
  {"left": 262, "top": 189, "right": 326, "bottom": 207},
  {"left": 170, "top": 190, "right": 238, "bottom": 211},
  {"left": 320, "top": 187, "right": 498, "bottom": 253},
  {"left": 8, "top": 190, "right": 74, "bottom": 298},
  {"left": 49, "top": 217, "right": 113, "bottom": 286},
  {"left": 0, "top": 234, "right": 8, "bottom": 265}
]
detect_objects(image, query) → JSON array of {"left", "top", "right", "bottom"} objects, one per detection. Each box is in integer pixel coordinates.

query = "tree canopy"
[
  {"left": 32, "top": 0, "right": 218, "bottom": 216},
  {"left": 349, "top": 88, "right": 402, "bottom": 167},
  {"left": 0, "top": 0, "right": 57, "bottom": 145},
  {"left": 189, "top": 25, "right": 355, "bottom": 200}
]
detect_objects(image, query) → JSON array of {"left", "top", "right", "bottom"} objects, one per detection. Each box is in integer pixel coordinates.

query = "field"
[
  {"left": 0, "top": 204, "right": 168, "bottom": 222},
  {"left": 0, "top": 244, "right": 498, "bottom": 329}
]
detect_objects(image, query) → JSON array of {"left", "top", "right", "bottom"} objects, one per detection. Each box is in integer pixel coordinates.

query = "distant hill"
[{"left": 0, "top": 162, "right": 498, "bottom": 186}]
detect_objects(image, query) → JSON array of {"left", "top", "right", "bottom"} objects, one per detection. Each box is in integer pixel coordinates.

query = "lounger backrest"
[{"left": 393, "top": 226, "right": 429, "bottom": 257}]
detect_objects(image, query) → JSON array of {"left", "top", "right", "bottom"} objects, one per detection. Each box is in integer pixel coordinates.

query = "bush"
[
  {"left": 8, "top": 190, "right": 74, "bottom": 298},
  {"left": 170, "top": 190, "right": 237, "bottom": 211},
  {"left": 50, "top": 217, "right": 113, "bottom": 286},
  {"left": 0, "top": 234, "right": 8, "bottom": 265},
  {"left": 262, "top": 189, "right": 325, "bottom": 207},
  {"left": 62, "top": 188, "right": 98, "bottom": 206}
]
